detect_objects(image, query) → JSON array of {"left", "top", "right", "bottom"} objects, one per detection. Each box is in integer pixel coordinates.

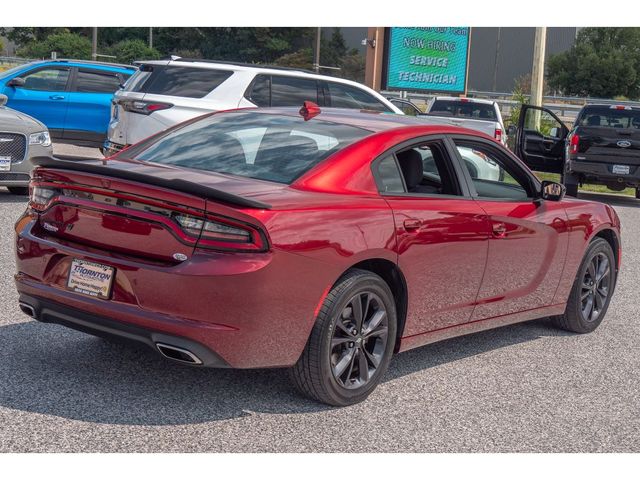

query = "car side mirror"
[
  {"left": 0, "top": 94, "right": 7, "bottom": 107},
  {"left": 540, "top": 180, "right": 565, "bottom": 201},
  {"left": 507, "top": 124, "right": 517, "bottom": 136},
  {"left": 7, "top": 77, "right": 25, "bottom": 88}
]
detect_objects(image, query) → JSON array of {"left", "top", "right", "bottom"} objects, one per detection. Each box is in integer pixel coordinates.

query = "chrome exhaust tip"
[
  {"left": 155, "top": 343, "right": 203, "bottom": 365},
  {"left": 19, "top": 302, "right": 36, "bottom": 318}
]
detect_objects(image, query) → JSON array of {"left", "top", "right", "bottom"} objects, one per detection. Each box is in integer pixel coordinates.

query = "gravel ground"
[{"left": 0, "top": 185, "right": 638, "bottom": 452}]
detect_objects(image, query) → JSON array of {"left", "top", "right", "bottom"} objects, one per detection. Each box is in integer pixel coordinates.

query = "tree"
[
  {"left": 109, "top": 39, "right": 160, "bottom": 64},
  {"left": 17, "top": 31, "right": 92, "bottom": 60},
  {"left": 547, "top": 27, "right": 640, "bottom": 99}
]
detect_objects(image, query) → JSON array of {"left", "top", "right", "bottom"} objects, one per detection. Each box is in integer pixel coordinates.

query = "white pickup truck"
[{"left": 390, "top": 96, "right": 507, "bottom": 146}]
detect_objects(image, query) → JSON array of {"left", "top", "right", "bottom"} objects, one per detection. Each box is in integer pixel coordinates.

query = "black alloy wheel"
[{"left": 330, "top": 291, "right": 389, "bottom": 389}]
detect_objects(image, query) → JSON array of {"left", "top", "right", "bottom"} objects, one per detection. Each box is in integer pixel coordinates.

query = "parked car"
[
  {"left": 390, "top": 96, "right": 507, "bottom": 145},
  {"left": 0, "top": 60, "right": 136, "bottom": 148},
  {"left": 0, "top": 93, "right": 52, "bottom": 195},
  {"left": 16, "top": 104, "right": 620, "bottom": 406},
  {"left": 103, "top": 57, "right": 403, "bottom": 155},
  {"left": 513, "top": 103, "right": 640, "bottom": 198}
]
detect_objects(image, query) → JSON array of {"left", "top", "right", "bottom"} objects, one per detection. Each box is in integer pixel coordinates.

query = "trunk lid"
[{"left": 30, "top": 157, "right": 278, "bottom": 262}]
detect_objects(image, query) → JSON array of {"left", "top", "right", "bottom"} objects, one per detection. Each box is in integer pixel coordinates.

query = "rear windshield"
[
  {"left": 577, "top": 106, "right": 640, "bottom": 129},
  {"left": 129, "top": 111, "right": 370, "bottom": 184},
  {"left": 430, "top": 100, "right": 497, "bottom": 120},
  {"left": 125, "top": 65, "right": 233, "bottom": 98}
]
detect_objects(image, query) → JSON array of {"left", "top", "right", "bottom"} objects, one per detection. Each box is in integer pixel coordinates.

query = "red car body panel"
[{"left": 14, "top": 109, "right": 622, "bottom": 369}]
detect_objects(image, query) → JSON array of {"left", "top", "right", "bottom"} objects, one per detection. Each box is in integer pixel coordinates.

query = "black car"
[{"left": 512, "top": 103, "right": 640, "bottom": 198}]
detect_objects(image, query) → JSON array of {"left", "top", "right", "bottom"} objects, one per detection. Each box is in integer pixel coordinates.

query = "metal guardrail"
[{"left": 383, "top": 89, "right": 640, "bottom": 125}]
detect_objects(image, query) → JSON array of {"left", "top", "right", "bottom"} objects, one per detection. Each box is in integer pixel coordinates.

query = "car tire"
[
  {"left": 551, "top": 237, "right": 616, "bottom": 334},
  {"left": 563, "top": 173, "right": 579, "bottom": 197},
  {"left": 635, "top": 187, "right": 640, "bottom": 200},
  {"left": 7, "top": 187, "right": 29, "bottom": 196},
  {"left": 289, "top": 269, "right": 397, "bottom": 406}
]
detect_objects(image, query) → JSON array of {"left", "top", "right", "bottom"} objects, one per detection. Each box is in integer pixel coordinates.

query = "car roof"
[
  {"left": 137, "top": 58, "right": 383, "bottom": 90},
  {"left": 17, "top": 59, "right": 136, "bottom": 72},
  {"left": 250, "top": 107, "right": 495, "bottom": 138}
]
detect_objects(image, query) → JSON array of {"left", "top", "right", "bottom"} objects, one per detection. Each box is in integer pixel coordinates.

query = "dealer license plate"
[
  {"left": 612, "top": 164, "right": 630, "bottom": 175},
  {"left": 67, "top": 259, "right": 115, "bottom": 300},
  {"left": 0, "top": 156, "right": 10, "bottom": 171}
]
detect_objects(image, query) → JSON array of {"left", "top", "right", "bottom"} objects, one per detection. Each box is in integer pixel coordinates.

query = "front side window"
[
  {"left": 128, "top": 111, "right": 370, "bottom": 184},
  {"left": 270, "top": 76, "right": 318, "bottom": 106},
  {"left": 327, "top": 82, "right": 392, "bottom": 112},
  {"left": 21, "top": 68, "right": 70, "bottom": 91},
  {"left": 454, "top": 141, "right": 531, "bottom": 200},
  {"left": 75, "top": 70, "right": 121, "bottom": 94}
]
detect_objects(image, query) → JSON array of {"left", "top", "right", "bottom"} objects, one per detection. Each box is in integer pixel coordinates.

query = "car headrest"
[
  {"left": 587, "top": 115, "right": 601, "bottom": 126},
  {"left": 396, "top": 149, "right": 423, "bottom": 191}
]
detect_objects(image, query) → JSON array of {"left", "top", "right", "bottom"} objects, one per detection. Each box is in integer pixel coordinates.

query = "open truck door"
[{"left": 514, "top": 105, "right": 569, "bottom": 174}]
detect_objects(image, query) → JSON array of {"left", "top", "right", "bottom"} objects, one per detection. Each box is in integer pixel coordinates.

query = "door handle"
[
  {"left": 492, "top": 222, "right": 507, "bottom": 237},
  {"left": 49, "top": 95, "right": 65, "bottom": 100}
]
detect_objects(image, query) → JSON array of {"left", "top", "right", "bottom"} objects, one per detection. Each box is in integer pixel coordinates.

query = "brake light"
[
  {"left": 495, "top": 128, "right": 502, "bottom": 142},
  {"left": 569, "top": 133, "right": 580, "bottom": 154},
  {"left": 121, "top": 100, "right": 173, "bottom": 115},
  {"left": 174, "top": 213, "right": 267, "bottom": 252},
  {"left": 29, "top": 184, "right": 61, "bottom": 211},
  {"left": 610, "top": 105, "right": 632, "bottom": 111},
  {"left": 459, "top": 97, "right": 470, "bottom": 102}
]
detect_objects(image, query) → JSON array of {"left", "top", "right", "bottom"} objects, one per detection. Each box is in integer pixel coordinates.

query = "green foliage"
[
  {"left": 547, "top": 27, "right": 640, "bottom": 99},
  {"left": 3, "top": 26, "right": 365, "bottom": 82},
  {"left": 17, "top": 31, "right": 92, "bottom": 60},
  {"left": 109, "top": 39, "right": 160, "bottom": 64}
]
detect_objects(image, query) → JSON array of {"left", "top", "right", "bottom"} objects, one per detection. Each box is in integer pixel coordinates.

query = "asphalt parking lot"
[{"left": 0, "top": 177, "right": 639, "bottom": 452}]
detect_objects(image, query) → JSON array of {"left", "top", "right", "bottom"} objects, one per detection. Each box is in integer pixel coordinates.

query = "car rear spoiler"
[{"left": 31, "top": 156, "right": 272, "bottom": 210}]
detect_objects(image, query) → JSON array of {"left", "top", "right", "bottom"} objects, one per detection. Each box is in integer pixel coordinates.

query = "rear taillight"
[
  {"left": 173, "top": 213, "right": 267, "bottom": 252},
  {"left": 29, "top": 184, "right": 61, "bottom": 211},
  {"left": 569, "top": 133, "right": 580, "bottom": 154},
  {"left": 121, "top": 100, "right": 173, "bottom": 115},
  {"left": 494, "top": 128, "right": 502, "bottom": 142}
]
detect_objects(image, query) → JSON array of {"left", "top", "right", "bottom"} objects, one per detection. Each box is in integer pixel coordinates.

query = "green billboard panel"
[{"left": 384, "top": 27, "right": 470, "bottom": 94}]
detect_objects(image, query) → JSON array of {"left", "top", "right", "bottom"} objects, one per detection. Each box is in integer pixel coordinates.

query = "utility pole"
[
  {"left": 149, "top": 27, "right": 153, "bottom": 49},
  {"left": 91, "top": 27, "right": 98, "bottom": 61},
  {"left": 492, "top": 27, "right": 502, "bottom": 92},
  {"left": 313, "top": 27, "right": 321, "bottom": 73},
  {"left": 530, "top": 27, "right": 547, "bottom": 129}
]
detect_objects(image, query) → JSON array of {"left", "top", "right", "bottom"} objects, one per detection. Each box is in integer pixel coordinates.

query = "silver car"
[{"left": 0, "top": 93, "right": 53, "bottom": 195}]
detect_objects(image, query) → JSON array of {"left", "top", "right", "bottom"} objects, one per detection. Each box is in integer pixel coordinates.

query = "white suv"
[{"left": 104, "top": 58, "right": 402, "bottom": 155}]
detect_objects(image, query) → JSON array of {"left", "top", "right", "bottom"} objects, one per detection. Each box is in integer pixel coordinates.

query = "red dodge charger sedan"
[{"left": 15, "top": 104, "right": 621, "bottom": 406}]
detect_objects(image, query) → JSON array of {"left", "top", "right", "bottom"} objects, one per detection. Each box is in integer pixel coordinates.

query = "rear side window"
[
  {"left": 578, "top": 107, "right": 640, "bottom": 129},
  {"left": 247, "top": 75, "right": 270, "bottom": 107},
  {"left": 75, "top": 69, "right": 121, "bottom": 94},
  {"left": 129, "top": 66, "right": 233, "bottom": 98},
  {"left": 327, "top": 82, "right": 392, "bottom": 112},
  {"left": 270, "top": 75, "right": 319, "bottom": 106},
  {"left": 375, "top": 155, "right": 405, "bottom": 193},
  {"left": 129, "top": 111, "right": 370, "bottom": 184},
  {"left": 430, "top": 100, "right": 496, "bottom": 120}
]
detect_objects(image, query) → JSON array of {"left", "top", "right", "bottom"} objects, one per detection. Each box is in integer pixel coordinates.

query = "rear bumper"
[
  {"left": 15, "top": 215, "right": 331, "bottom": 369},
  {"left": 568, "top": 158, "right": 640, "bottom": 186},
  {"left": 18, "top": 293, "right": 230, "bottom": 368}
]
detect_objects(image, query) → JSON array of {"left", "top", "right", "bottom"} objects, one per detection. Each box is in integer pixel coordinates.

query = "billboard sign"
[{"left": 384, "top": 27, "right": 471, "bottom": 94}]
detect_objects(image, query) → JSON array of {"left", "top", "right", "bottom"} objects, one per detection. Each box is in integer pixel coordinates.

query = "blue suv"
[{"left": 0, "top": 60, "right": 136, "bottom": 148}]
